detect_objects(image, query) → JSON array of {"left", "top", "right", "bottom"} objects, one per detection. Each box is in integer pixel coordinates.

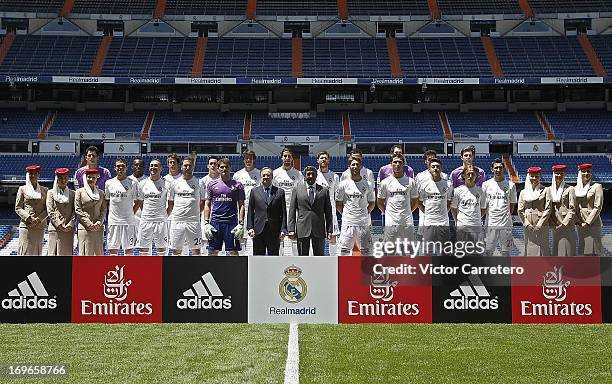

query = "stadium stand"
[
  {"left": 544, "top": 111, "right": 612, "bottom": 140},
  {"left": 437, "top": 0, "right": 522, "bottom": 15},
  {"left": 447, "top": 112, "right": 545, "bottom": 137},
  {"left": 255, "top": 0, "right": 338, "bottom": 16},
  {"left": 512, "top": 155, "right": 612, "bottom": 183},
  {"left": 165, "top": 1, "right": 248, "bottom": 15},
  {"left": 302, "top": 39, "right": 392, "bottom": 78},
  {"left": 48, "top": 111, "right": 146, "bottom": 138},
  {"left": 348, "top": 1, "right": 430, "bottom": 16},
  {"left": 250, "top": 113, "right": 344, "bottom": 138},
  {"left": 149, "top": 111, "right": 245, "bottom": 141},
  {"left": 0, "top": 0, "right": 63, "bottom": 13},
  {"left": 493, "top": 36, "right": 594, "bottom": 78},
  {"left": 102, "top": 37, "right": 196, "bottom": 78},
  {"left": 395, "top": 38, "right": 491, "bottom": 78},
  {"left": 0, "top": 110, "right": 49, "bottom": 139},
  {"left": 587, "top": 36, "right": 612, "bottom": 75},
  {"left": 0, "top": 35, "right": 100, "bottom": 77},
  {"left": 70, "top": 0, "right": 154, "bottom": 15},
  {"left": 203, "top": 38, "right": 293, "bottom": 78},
  {"left": 0, "top": 154, "right": 80, "bottom": 181},
  {"left": 528, "top": 0, "right": 612, "bottom": 14},
  {"left": 349, "top": 112, "right": 445, "bottom": 142}
]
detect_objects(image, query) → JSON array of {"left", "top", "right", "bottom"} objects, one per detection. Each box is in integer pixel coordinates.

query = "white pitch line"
[{"left": 284, "top": 323, "right": 299, "bottom": 384}]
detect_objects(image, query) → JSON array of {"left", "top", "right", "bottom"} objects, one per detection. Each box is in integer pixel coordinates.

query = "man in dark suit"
[
  {"left": 247, "top": 167, "right": 287, "bottom": 255},
  {"left": 288, "top": 166, "right": 333, "bottom": 256}
]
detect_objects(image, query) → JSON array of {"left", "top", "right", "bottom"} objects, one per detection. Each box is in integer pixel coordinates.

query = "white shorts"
[
  {"left": 107, "top": 225, "right": 138, "bottom": 250},
  {"left": 139, "top": 221, "right": 169, "bottom": 249},
  {"left": 339, "top": 225, "right": 373, "bottom": 256},
  {"left": 485, "top": 227, "right": 514, "bottom": 255},
  {"left": 170, "top": 221, "right": 203, "bottom": 251}
]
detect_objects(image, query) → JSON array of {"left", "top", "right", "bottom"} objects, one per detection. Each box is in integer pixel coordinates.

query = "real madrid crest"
[{"left": 279, "top": 265, "right": 307, "bottom": 303}]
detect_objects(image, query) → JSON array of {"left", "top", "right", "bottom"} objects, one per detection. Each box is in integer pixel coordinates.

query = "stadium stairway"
[
  {"left": 90, "top": 36, "right": 112, "bottom": 77},
  {"left": 243, "top": 112, "right": 252, "bottom": 141},
  {"left": 154, "top": 0, "right": 167, "bottom": 19},
  {"left": 247, "top": 0, "right": 257, "bottom": 19},
  {"left": 427, "top": 0, "right": 441, "bottom": 20},
  {"left": 438, "top": 112, "right": 453, "bottom": 140},
  {"left": 292, "top": 37, "right": 303, "bottom": 78},
  {"left": 60, "top": 0, "right": 75, "bottom": 17},
  {"left": 0, "top": 32, "right": 16, "bottom": 67},
  {"left": 503, "top": 155, "right": 520, "bottom": 183},
  {"left": 518, "top": 0, "right": 535, "bottom": 18},
  {"left": 577, "top": 34, "right": 608, "bottom": 77},
  {"left": 536, "top": 111, "right": 556, "bottom": 140},
  {"left": 337, "top": 0, "right": 348, "bottom": 20},
  {"left": 342, "top": 112, "right": 351, "bottom": 141},
  {"left": 481, "top": 36, "right": 504, "bottom": 79},
  {"left": 140, "top": 112, "right": 155, "bottom": 140},
  {"left": 38, "top": 111, "right": 56, "bottom": 140},
  {"left": 191, "top": 37, "right": 208, "bottom": 78},
  {"left": 386, "top": 37, "right": 403, "bottom": 78}
]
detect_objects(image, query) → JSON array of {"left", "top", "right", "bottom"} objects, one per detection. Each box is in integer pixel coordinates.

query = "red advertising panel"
[
  {"left": 72, "top": 257, "right": 162, "bottom": 323},
  {"left": 511, "top": 257, "right": 601, "bottom": 324},
  {"left": 338, "top": 257, "right": 432, "bottom": 323}
]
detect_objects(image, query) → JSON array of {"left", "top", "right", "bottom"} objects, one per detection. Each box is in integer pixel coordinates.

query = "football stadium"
[{"left": 0, "top": 0, "right": 611, "bottom": 383}]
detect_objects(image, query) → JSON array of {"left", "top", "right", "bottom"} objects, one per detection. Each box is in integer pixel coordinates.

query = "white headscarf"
[
  {"left": 524, "top": 174, "right": 543, "bottom": 202},
  {"left": 84, "top": 173, "right": 100, "bottom": 201},
  {"left": 550, "top": 178, "right": 566, "bottom": 203},
  {"left": 575, "top": 171, "right": 591, "bottom": 198},
  {"left": 52, "top": 175, "right": 70, "bottom": 203},
  {"left": 25, "top": 172, "right": 42, "bottom": 199}
]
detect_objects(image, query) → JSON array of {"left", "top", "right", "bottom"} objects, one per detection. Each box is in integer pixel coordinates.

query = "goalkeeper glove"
[
  {"left": 231, "top": 223, "right": 244, "bottom": 239},
  {"left": 202, "top": 221, "right": 217, "bottom": 240}
]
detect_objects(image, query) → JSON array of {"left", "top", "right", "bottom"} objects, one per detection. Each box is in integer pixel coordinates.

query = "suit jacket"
[
  {"left": 288, "top": 181, "right": 333, "bottom": 238},
  {"left": 247, "top": 185, "right": 287, "bottom": 236},
  {"left": 75, "top": 187, "right": 108, "bottom": 231},
  {"left": 518, "top": 187, "right": 551, "bottom": 227},
  {"left": 15, "top": 185, "right": 48, "bottom": 230},
  {"left": 46, "top": 188, "right": 76, "bottom": 232},
  {"left": 575, "top": 183, "right": 603, "bottom": 227},
  {"left": 547, "top": 185, "right": 576, "bottom": 227}
]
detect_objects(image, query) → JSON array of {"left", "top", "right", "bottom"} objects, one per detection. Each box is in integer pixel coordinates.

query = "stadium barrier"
[{"left": 0, "top": 256, "right": 609, "bottom": 324}]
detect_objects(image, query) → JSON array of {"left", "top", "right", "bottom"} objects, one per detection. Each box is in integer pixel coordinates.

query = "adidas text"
[
  {"left": 177, "top": 297, "right": 232, "bottom": 310},
  {"left": 2, "top": 297, "right": 57, "bottom": 310},
  {"left": 444, "top": 297, "right": 499, "bottom": 310}
]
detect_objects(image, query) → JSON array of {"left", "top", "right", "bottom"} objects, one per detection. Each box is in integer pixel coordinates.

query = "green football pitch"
[{"left": 0, "top": 324, "right": 610, "bottom": 383}]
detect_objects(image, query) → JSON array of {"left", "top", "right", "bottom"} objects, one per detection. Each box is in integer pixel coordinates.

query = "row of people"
[{"left": 14, "top": 146, "right": 604, "bottom": 256}]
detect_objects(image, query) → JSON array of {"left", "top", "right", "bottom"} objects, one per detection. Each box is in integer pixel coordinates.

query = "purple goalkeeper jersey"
[
  {"left": 378, "top": 164, "right": 414, "bottom": 182},
  {"left": 207, "top": 179, "right": 245, "bottom": 224},
  {"left": 450, "top": 165, "right": 486, "bottom": 188},
  {"left": 74, "top": 165, "right": 112, "bottom": 191}
]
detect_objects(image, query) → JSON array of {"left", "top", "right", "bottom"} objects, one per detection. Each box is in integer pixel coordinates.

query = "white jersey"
[
  {"left": 138, "top": 177, "right": 169, "bottom": 223},
  {"left": 163, "top": 173, "right": 182, "bottom": 184},
  {"left": 415, "top": 170, "right": 448, "bottom": 230},
  {"left": 168, "top": 176, "right": 202, "bottom": 223},
  {"left": 273, "top": 167, "right": 303, "bottom": 211},
  {"left": 378, "top": 175, "right": 418, "bottom": 227},
  {"left": 200, "top": 174, "right": 220, "bottom": 199},
  {"left": 482, "top": 178, "right": 517, "bottom": 228},
  {"left": 129, "top": 174, "right": 146, "bottom": 218},
  {"left": 341, "top": 167, "right": 375, "bottom": 189},
  {"left": 336, "top": 178, "right": 375, "bottom": 227},
  {"left": 419, "top": 177, "right": 453, "bottom": 226},
  {"left": 104, "top": 177, "right": 140, "bottom": 226},
  {"left": 317, "top": 169, "right": 340, "bottom": 234},
  {"left": 451, "top": 185, "right": 486, "bottom": 227},
  {"left": 233, "top": 168, "right": 261, "bottom": 205}
]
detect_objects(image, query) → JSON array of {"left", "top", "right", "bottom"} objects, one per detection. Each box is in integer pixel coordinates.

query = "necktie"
[
  {"left": 308, "top": 186, "right": 315, "bottom": 204},
  {"left": 265, "top": 187, "right": 270, "bottom": 203}
]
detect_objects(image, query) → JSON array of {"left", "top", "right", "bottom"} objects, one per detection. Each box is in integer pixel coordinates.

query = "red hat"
[
  {"left": 527, "top": 167, "right": 542, "bottom": 174},
  {"left": 55, "top": 168, "right": 70, "bottom": 175},
  {"left": 84, "top": 168, "right": 99, "bottom": 175},
  {"left": 25, "top": 165, "right": 41, "bottom": 172},
  {"left": 578, "top": 163, "right": 592, "bottom": 170},
  {"left": 551, "top": 165, "right": 566, "bottom": 171}
]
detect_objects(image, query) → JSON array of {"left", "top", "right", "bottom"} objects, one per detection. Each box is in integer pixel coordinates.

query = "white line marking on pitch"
[{"left": 284, "top": 323, "right": 299, "bottom": 384}]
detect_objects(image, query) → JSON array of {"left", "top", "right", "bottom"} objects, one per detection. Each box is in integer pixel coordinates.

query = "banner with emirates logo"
[
  {"left": 72, "top": 257, "right": 162, "bottom": 323},
  {"left": 511, "top": 257, "right": 601, "bottom": 324},
  {"left": 338, "top": 257, "right": 432, "bottom": 324}
]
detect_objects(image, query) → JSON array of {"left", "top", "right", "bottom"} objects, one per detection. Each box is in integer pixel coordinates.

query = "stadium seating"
[
  {"left": 396, "top": 38, "right": 491, "bottom": 78},
  {"left": 164, "top": 1, "right": 246, "bottom": 15},
  {"left": 348, "top": 1, "right": 430, "bottom": 16},
  {"left": 102, "top": 37, "right": 196, "bottom": 78},
  {"left": 0, "top": 110, "right": 48, "bottom": 139},
  {"left": 493, "top": 36, "right": 593, "bottom": 77},
  {"left": 1, "top": 0, "right": 63, "bottom": 13},
  {"left": 529, "top": 0, "right": 612, "bottom": 14},
  {"left": 349, "top": 112, "right": 444, "bottom": 142},
  {"left": 0, "top": 154, "right": 80, "bottom": 181},
  {"left": 544, "top": 111, "right": 612, "bottom": 140},
  {"left": 250, "top": 113, "right": 344, "bottom": 138},
  {"left": 447, "top": 112, "right": 545, "bottom": 137},
  {"left": 255, "top": 1, "right": 338, "bottom": 16},
  {"left": 586, "top": 36, "right": 612, "bottom": 76},
  {"left": 48, "top": 111, "right": 146, "bottom": 138},
  {"left": 149, "top": 111, "right": 245, "bottom": 141},
  {"left": 0, "top": 35, "right": 100, "bottom": 77},
  {"left": 437, "top": 0, "right": 521, "bottom": 15},
  {"left": 512, "top": 155, "right": 612, "bottom": 183},
  {"left": 71, "top": 0, "right": 154, "bottom": 15},
  {"left": 203, "top": 39, "right": 293, "bottom": 78}
]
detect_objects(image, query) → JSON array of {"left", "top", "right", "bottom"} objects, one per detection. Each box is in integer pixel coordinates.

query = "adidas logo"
[
  {"left": 443, "top": 275, "right": 499, "bottom": 310},
  {"left": 176, "top": 272, "right": 232, "bottom": 310},
  {"left": 2, "top": 272, "right": 57, "bottom": 310}
]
